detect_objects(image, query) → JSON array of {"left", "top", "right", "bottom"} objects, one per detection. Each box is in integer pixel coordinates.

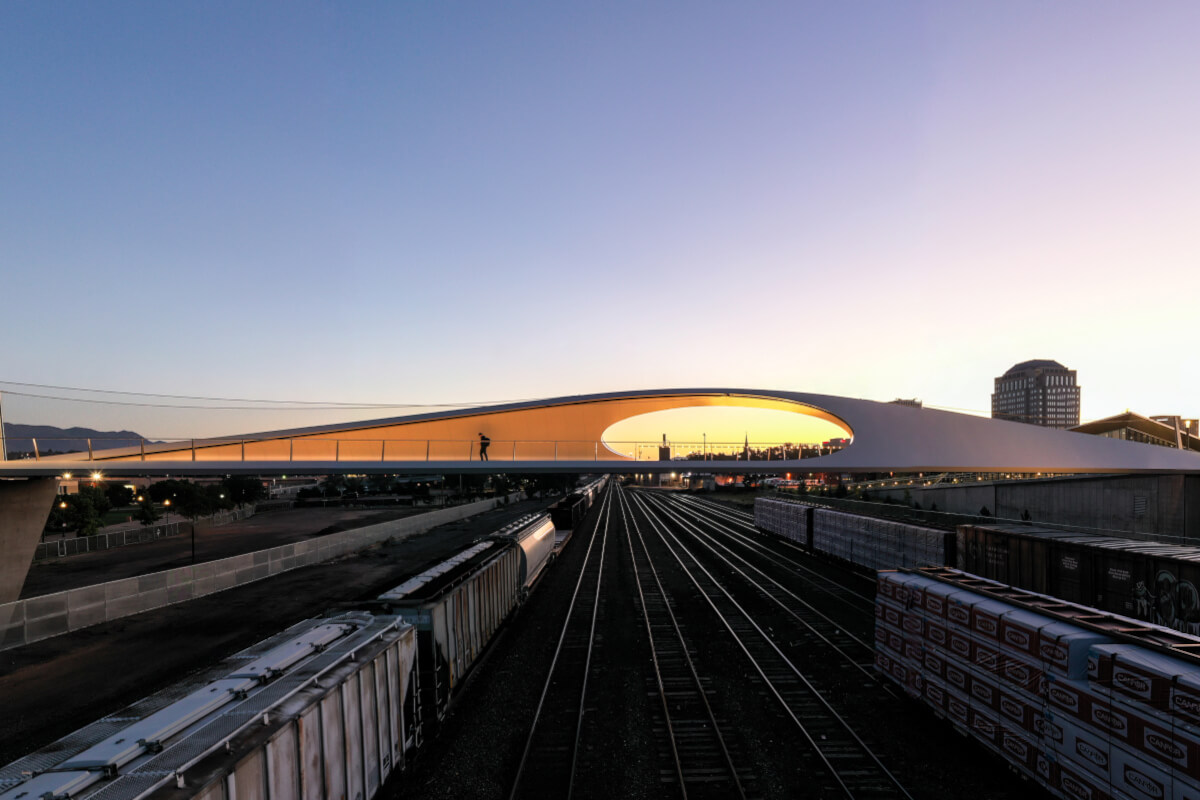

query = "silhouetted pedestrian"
[{"left": 478, "top": 433, "right": 490, "bottom": 461}]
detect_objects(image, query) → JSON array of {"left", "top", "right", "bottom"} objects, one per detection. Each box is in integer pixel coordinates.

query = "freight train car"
[
  {"left": 958, "top": 523, "right": 1200, "bottom": 635},
  {"left": 377, "top": 540, "right": 523, "bottom": 724},
  {"left": 549, "top": 493, "right": 587, "bottom": 531},
  {"left": 755, "top": 497, "right": 955, "bottom": 571},
  {"left": 492, "top": 513, "right": 557, "bottom": 591},
  {"left": 0, "top": 613, "right": 420, "bottom": 800},
  {"left": 0, "top": 493, "right": 608, "bottom": 800},
  {"left": 549, "top": 477, "right": 607, "bottom": 532},
  {"left": 875, "top": 567, "right": 1200, "bottom": 800}
]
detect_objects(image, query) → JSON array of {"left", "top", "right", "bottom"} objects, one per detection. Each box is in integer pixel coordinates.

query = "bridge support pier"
[{"left": 0, "top": 478, "right": 56, "bottom": 604}]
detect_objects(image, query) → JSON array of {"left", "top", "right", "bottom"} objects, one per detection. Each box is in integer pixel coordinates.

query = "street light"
[{"left": 56, "top": 500, "right": 68, "bottom": 540}]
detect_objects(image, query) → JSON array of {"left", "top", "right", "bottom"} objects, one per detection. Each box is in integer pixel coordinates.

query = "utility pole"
[{"left": 0, "top": 390, "right": 7, "bottom": 462}]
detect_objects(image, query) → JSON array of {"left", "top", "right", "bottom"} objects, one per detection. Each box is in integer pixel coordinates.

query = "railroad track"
[
  {"left": 674, "top": 494, "right": 878, "bottom": 612},
  {"left": 613, "top": 484, "right": 751, "bottom": 800},
  {"left": 508, "top": 484, "right": 615, "bottom": 800},
  {"left": 643, "top": 492, "right": 879, "bottom": 673},
  {"left": 627, "top": 488, "right": 913, "bottom": 799}
]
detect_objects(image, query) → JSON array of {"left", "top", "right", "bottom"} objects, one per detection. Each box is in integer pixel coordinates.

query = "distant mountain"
[{"left": 3, "top": 423, "right": 156, "bottom": 457}]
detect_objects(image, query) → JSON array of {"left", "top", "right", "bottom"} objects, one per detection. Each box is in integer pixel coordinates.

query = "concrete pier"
[{"left": 0, "top": 478, "right": 56, "bottom": 603}]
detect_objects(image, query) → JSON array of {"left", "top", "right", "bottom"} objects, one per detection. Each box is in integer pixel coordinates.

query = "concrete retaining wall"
[
  {"left": 873, "top": 474, "right": 1200, "bottom": 543},
  {"left": 0, "top": 494, "right": 521, "bottom": 652}
]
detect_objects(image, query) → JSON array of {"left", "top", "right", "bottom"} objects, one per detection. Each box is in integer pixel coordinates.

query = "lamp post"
[{"left": 55, "top": 500, "right": 67, "bottom": 542}]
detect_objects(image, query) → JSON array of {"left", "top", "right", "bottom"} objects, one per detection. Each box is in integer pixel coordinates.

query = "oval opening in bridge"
[{"left": 601, "top": 406, "right": 850, "bottom": 460}]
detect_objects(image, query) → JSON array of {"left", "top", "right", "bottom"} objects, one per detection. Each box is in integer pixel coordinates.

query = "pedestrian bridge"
[
  {"left": 5, "top": 387, "right": 1199, "bottom": 477},
  {"left": 2, "top": 387, "right": 1198, "bottom": 603}
]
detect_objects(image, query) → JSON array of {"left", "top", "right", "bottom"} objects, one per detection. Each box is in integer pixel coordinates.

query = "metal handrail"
[{"left": 8, "top": 437, "right": 846, "bottom": 464}]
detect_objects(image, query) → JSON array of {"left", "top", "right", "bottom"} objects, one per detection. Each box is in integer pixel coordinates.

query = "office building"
[{"left": 991, "top": 359, "right": 1080, "bottom": 429}]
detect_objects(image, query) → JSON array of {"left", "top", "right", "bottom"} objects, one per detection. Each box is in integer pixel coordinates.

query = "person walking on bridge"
[{"left": 478, "top": 433, "right": 490, "bottom": 461}]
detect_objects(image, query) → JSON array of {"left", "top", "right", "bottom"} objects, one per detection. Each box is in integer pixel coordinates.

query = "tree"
[
  {"left": 104, "top": 483, "right": 134, "bottom": 508},
  {"left": 369, "top": 474, "right": 396, "bottom": 495},
  {"left": 136, "top": 495, "right": 160, "bottom": 526},
  {"left": 221, "top": 476, "right": 266, "bottom": 506},
  {"left": 59, "top": 492, "right": 103, "bottom": 535},
  {"left": 146, "top": 479, "right": 191, "bottom": 504},
  {"left": 77, "top": 486, "right": 112, "bottom": 520},
  {"left": 171, "top": 481, "right": 214, "bottom": 520}
]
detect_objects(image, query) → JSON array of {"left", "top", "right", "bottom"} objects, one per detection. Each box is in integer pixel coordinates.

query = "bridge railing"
[{"left": 6, "top": 437, "right": 845, "bottom": 464}]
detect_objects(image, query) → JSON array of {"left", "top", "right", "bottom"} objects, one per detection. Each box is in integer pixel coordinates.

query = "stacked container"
[{"left": 875, "top": 569, "right": 1200, "bottom": 800}]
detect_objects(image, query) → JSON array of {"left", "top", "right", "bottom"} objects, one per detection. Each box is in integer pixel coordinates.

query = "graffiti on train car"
[
  {"left": 1147, "top": 570, "right": 1200, "bottom": 634},
  {"left": 1126, "top": 570, "right": 1200, "bottom": 634}
]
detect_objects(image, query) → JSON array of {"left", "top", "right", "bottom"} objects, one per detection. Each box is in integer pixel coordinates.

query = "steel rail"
[
  {"left": 508, "top": 483, "right": 614, "bottom": 800},
  {"left": 613, "top": 484, "right": 746, "bottom": 800},
  {"left": 641, "top": 492, "right": 878, "bottom": 675},
  {"left": 660, "top": 495, "right": 878, "bottom": 648},
  {"left": 675, "top": 494, "right": 878, "bottom": 614},
  {"left": 628, "top": 489, "right": 913, "bottom": 800}
]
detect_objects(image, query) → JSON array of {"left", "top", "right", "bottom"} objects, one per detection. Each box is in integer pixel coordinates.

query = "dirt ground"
[
  {"left": 19, "top": 506, "right": 425, "bottom": 598},
  {"left": 0, "top": 498, "right": 554, "bottom": 766}
]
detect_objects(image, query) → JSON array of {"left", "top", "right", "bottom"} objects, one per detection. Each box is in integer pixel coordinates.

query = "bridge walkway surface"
[{"left": 0, "top": 497, "right": 552, "bottom": 767}]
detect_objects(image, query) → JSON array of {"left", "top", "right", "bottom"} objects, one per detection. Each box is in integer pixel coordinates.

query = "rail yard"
[
  {"left": 10, "top": 477, "right": 1200, "bottom": 798},
  {"left": 399, "top": 482, "right": 1036, "bottom": 799}
]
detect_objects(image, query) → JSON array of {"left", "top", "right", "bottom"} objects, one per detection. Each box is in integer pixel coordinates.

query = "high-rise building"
[{"left": 991, "top": 359, "right": 1080, "bottom": 429}]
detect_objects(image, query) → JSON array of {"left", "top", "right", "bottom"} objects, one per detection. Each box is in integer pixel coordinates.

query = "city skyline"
[{"left": 3, "top": 3, "right": 1198, "bottom": 440}]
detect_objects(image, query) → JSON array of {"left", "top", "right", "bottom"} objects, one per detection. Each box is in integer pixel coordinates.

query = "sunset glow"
[{"left": 2, "top": 4, "right": 1197, "bottom": 436}]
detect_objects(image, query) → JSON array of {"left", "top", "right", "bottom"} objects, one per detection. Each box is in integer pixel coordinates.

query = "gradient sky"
[{"left": 2, "top": 2, "right": 1198, "bottom": 443}]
